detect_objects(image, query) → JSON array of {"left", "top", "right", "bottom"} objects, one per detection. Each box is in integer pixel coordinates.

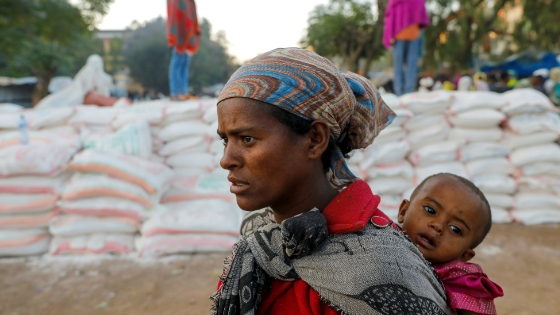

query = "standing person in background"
[
  {"left": 383, "top": 0, "right": 430, "bottom": 96},
  {"left": 167, "top": 0, "right": 201, "bottom": 101}
]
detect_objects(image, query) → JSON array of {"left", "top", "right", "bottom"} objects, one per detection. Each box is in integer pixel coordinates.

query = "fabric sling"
[{"left": 211, "top": 208, "right": 450, "bottom": 315}]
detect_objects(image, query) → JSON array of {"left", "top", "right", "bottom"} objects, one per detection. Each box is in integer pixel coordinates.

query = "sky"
[{"left": 98, "top": 0, "right": 331, "bottom": 62}]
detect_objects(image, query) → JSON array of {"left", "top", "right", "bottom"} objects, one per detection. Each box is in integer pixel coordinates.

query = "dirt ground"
[{"left": 0, "top": 224, "right": 559, "bottom": 315}]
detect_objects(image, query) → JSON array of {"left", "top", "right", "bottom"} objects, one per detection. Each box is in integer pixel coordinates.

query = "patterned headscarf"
[{"left": 218, "top": 47, "right": 395, "bottom": 188}]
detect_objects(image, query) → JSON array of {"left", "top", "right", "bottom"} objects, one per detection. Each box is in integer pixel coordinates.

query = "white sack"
[
  {"left": 415, "top": 162, "right": 468, "bottom": 184},
  {"left": 360, "top": 141, "right": 411, "bottom": 169},
  {"left": 49, "top": 215, "right": 139, "bottom": 236},
  {"left": 84, "top": 120, "right": 152, "bottom": 158},
  {"left": 161, "top": 172, "right": 233, "bottom": 203},
  {"left": 138, "top": 234, "right": 238, "bottom": 257},
  {"left": 510, "top": 143, "right": 560, "bottom": 166},
  {"left": 0, "top": 172, "right": 71, "bottom": 194},
  {"left": 459, "top": 142, "right": 509, "bottom": 162},
  {"left": 403, "top": 114, "right": 447, "bottom": 131},
  {"left": 57, "top": 197, "right": 150, "bottom": 222},
  {"left": 448, "top": 127, "right": 503, "bottom": 143},
  {"left": 0, "top": 144, "right": 76, "bottom": 176},
  {"left": 448, "top": 109, "right": 505, "bottom": 129},
  {"left": 406, "top": 123, "right": 450, "bottom": 149},
  {"left": 506, "top": 111, "right": 560, "bottom": 135},
  {"left": 399, "top": 91, "right": 452, "bottom": 114},
  {"left": 409, "top": 141, "right": 459, "bottom": 166},
  {"left": 159, "top": 121, "right": 209, "bottom": 142},
  {"left": 472, "top": 174, "right": 517, "bottom": 195},
  {"left": 511, "top": 209, "right": 560, "bottom": 225},
  {"left": 449, "top": 91, "right": 506, "bottom": 114},
  {"left": 490, "top": 207, "right": 513, "bottom": 224},
  {"left": 158, "top": 136, "right": 208, "bottom": 156},
  {"left": 0, "top": 229, "right": 50, "bottom": 257},
  {"left": 50, "top": 234, "right": 135, "bottom": 255},
  {"left": 502, "top": 88, "right": 556, "bottom": 115},
  {"left": 165, "top": 152, "right": 218, "bottom": 170},
  {"left": 518, "top": 162, "right": 560, "bottom": 177},
  {"left": 466, "top": 158, "right": 514, "bottom": 177},
  {"left": 367, "top": 177, "right": 413, "bottom": 195},
  {"left": 502, "top": 131, "right": 559, "bottom": 150},
  {"left": 485, "top": 193, "right": 514, "bottom": 209},
  {"left": 367, "top": 161, "right": 414, "bottom": 179}
]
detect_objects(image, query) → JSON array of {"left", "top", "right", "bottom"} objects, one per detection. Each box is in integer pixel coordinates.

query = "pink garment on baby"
[{"left": 433, "top": 260, "right": 504, "bottom": 315}]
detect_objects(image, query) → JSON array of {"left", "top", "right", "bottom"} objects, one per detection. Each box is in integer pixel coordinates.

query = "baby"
[{"left": 397, "top": 173, "right": 504, "bottom": 315}]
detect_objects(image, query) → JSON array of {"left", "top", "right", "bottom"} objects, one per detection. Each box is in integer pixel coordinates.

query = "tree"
[
  {"left": 423, "top": 0, "right": 515, "bottom": 71},
  {"left": 513, "top": 0, "right": 560, "bottom": 52},
  {"left": 123, "top": 17, "right": 238, "bottom": 95},
  {"left": 302, "top": 0, "right": 387, "bottom": 73},
  {"left": 0, "top": 0, "right": 113, "bottom": 105}
]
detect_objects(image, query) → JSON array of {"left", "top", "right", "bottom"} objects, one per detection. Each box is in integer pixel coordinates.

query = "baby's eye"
[
  {"left": 423, "top": 206, "right": 436, "bottom": 215},
  {"left": 242, "top": 136, "right": 254, "bottom": 144},
  {"left": 450, "top": 225, "right": 462, "bottom": 235}
]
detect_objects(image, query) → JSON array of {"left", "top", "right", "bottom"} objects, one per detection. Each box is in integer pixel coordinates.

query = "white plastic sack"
[
  {"left": 514, "top": 192, "right": 560, "bottom": 209},
  {"left": 459, "top": 142, "right": 509, "bottom": 162},
  {"left": 159, "top": 121, "right": 209, "bottom": 142},
  {"left": 84, "top": 120, "right": 152, "bottom": 158},
  {"left": 0, "top": 172, "right": 71, "bottom": 194},
  {"left": 161, "top": 172, "right": 234, "bottom": 203},
  {"left": 448, "top": 127, "right": 503, "bottom": 143},
  {"left": 511, "top": 209, "right": 560, "bottom": 225},
  {"left": 516, "top": 176, "right": 560, "bottom": 195},
  {"left": 380, "top": 93, "right": 402, "bottom": 110},
  {"left": 0, "top": 103, "right": 24, "bottom": 113},
  {"left": 360, "top": 141, "right": 411, "bottom": 169},
  {"left": 50, "top": 234, "right": 135, "bottom": 255},
  {"left": 62, "top": 173, "right": 154, "bottom": 207},
  {"left": 506, "top": 111, "right": 560, "bottom": 135},
  {"left": 390, "top": 108, "right": 414, "bottom": 126},
  {"left": 485, "top": 193, "right": 514, "bottom": 209},
  {"left": 158, "top": 136, "right": 208, "bottom": 157},
  {"left": 518, "top": 162, "right": 560, "bottom": 177},
  {"left": 466, "top": 158, "right": 514, "bottom": 177},
  {"left": 0, "top": 144, "right": 76, "bottom": 176},
  {"left": 399, "top": 91, "right": 452, "bottom": 114},
  {"left": 510, "top": 143, "right": 560, "bottom": 166},
  {"left": 403, "top": 114, "right": 447, "bottom": 131},
  {"left": 0, "top": 229, "right": 50, "bottom": 257},
  {"left": 502, "top": 88, "right": 556, "bottom": 115},
  {"left": 57, "top": 197, "right": 150, "bottom": 222},
  {"left": 367, "top": 177, "right": 413, "bottom": 195},
  {"left": 165, "top": 151, "right": 218, "bottom": 170},
  {"left": 141, "top": 200, "right": 242, "bottom": 237},
  {"left": 448, "top": 109, "right": 505, "bottom": 129},
  {"left": 490, "top": 207, "right": 513, "bottom": 224},
  {"left": 502, "top": 131, "right": 559, "bottom": 150},
  {"left": 406, "top": 123, "right": 450, "bottom": 149},
  {"left": 471, "top": 174, "right": 516, "bottom": 195},
  {"left": 67, "top": 106, "right": 118, "bottom": 126},
  {"left": 138, "top": 234, "right": 238, "bottom": 257},
  {"left": 0, "top": 130, "right": 81, "bottom": 150},
  {"left": 27, "top": 107, "right": 75, "bottom": 129},
  {"left": 0, "top": 209, "right": 56, "bottom": 228},
  {"left": 111, "top": 100, "right": 166, "bottom": 129},
  {"left": 409, "top": 141, "right": 459, "bottom": 166},
  {"left": 0, "top": 193, "right": 57, "bottom": 214},
  {"left": 449, "top": 91, "right": 506, "bottom": 114},
  {"left": 367, "top": 161, "right": 414, "bottom": 179},
  {"left": 49, "top": 215, "right": 139, "bottom": 236},
  {"left": 70, "top": 150, "right": 173, "bottom": 194},
  {"left": 415, "top": 162, "right": 468, "bottom": 184}
]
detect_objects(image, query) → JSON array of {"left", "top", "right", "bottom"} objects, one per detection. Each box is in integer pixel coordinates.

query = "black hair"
[
  {"left": 410, "top": 173, "right": 492, "bottom": 249},
  {"left": 263, "top": 104, "right": 353, "bottom": 173}
]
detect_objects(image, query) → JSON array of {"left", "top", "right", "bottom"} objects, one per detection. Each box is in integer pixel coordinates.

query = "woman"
[
  {"left": 211, "top": 48, "right": 450, "bottom": 315},
  {"left": 383, "top": 0, "right": 430, "bottom": 96},
  {"left": 167, "top": 0, "right": 201, "bottom": 100}
]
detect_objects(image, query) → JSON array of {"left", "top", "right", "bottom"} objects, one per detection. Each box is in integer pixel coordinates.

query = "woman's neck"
[{"left": 271, "top": 175, "right": 339, "bottom": 224}]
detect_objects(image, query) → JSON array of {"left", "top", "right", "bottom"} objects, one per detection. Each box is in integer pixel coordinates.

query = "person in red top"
[
  {"left": 167, "top": 0, "right": 201, "bottom": 100},
  {"left": 398, "top": 173, "right": 504, "bottom": 315},
  {"left": 210, "top": 47, "right": 451, "bottom": 315}
]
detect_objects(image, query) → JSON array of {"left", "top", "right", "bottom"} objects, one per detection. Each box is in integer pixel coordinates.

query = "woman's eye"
[
  {"left": 423, "top": 206, "right": 436, "bottom": 215},
  {"left": 450, "top": 225, "right": 462, "bottom": 235},
  {"left": 242, "top": 136, "right": 254, "bottom": 144},
  {"left": 221, "top": 138, "right": 228, "bottom": 146}
]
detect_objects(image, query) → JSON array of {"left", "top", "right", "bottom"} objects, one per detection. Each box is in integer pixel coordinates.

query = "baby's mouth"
[{"left": 415, "top": 233, "right": 436, "bottom": 250}]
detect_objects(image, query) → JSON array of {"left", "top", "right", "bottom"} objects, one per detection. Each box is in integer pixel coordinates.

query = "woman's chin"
[{"left": 235, "top": 197, "right": 266, "bottom": 212}]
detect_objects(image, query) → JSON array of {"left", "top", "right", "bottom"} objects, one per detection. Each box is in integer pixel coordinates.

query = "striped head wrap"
[{"left": 218, "top": 47, "right": 395, "bottom": 188}]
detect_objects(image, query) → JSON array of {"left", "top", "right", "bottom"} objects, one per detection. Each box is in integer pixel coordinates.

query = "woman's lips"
[
  {"left": 415, "top": 233, "right": 436, "bottom": 250},
  {"left": 228, "top": 176, "right": 250, "bottom": 194}
]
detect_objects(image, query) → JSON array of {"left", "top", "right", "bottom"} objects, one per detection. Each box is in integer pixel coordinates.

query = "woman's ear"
[
  {"left": 307, "top": 120, "right": 331, "bottom": 160},
  {"left": 397, "top": 200, "right": 410, "bottom": 224}
]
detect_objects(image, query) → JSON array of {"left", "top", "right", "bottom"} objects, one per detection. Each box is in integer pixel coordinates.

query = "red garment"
[
  {"left": 433, "top": 260, "right": 504, "bottom": 315},
  {"left": 166, "top": 0, "right": 201, "bottom": 54},
  {"left": 217, "top": 180, "right": 388, "bottom": 315}
]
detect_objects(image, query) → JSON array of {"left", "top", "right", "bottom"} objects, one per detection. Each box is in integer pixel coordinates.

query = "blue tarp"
[{"left": 480, "top": 51, "right": 560, "bottom": 77}]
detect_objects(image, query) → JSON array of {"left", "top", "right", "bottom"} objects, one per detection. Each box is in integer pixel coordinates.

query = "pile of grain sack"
[
  {"left": 0, "top": 100, "right": 243, "bottom": 257},
  {"left": 355, "top": 89, "right": 560, "bottom": 225},
  {"left": 0, "top": 88, "right": 559, "bottom": 258}
]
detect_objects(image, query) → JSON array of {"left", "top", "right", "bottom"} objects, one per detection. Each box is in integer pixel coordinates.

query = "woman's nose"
[{"left": 220, "top": 142, "right": 240, "bottom": 170}]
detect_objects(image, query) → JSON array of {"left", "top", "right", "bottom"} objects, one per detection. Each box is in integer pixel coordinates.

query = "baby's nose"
[{"left": 429, "top": 222, "right": 443, "bottom": 235}]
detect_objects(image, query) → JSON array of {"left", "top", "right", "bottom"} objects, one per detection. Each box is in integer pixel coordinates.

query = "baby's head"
[{"left": 398, "top": 173, "right": 492, "bottom": 264}]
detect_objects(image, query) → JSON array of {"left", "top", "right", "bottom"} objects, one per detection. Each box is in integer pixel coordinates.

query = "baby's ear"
[
  {"left": 460, "top": 249, "right": 475, "bottom": 262},
  {"left": 397, "top": 200, "right": 410, "bottom": 224}
]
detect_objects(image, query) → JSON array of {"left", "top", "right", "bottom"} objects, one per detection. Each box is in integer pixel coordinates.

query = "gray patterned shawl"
[{"left": 210, "top": 208, "right": 451, "bottom": 315}]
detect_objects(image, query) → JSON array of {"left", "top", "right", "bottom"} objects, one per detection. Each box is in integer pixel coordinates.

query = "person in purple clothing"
[{"left": 383, "top": 0, "right": 430, "bottom": 96}]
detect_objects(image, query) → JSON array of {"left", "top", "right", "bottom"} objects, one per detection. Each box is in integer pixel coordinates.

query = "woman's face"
[{"left": 217, "top": 98, "right": 312, "bottom": 211}]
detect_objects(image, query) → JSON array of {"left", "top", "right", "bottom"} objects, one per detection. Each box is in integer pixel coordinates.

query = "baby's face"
[{"left": 398, "top": 175, "right": 485, "bottom": 264}]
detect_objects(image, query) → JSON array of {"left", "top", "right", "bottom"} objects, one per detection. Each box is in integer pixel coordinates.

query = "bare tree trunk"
[{"left": 32, "top": 74, "right": 54, "bottom": 107}]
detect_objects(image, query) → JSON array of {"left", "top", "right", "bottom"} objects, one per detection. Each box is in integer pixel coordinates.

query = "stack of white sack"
[
  {"left": 502, "top": 89, "right": 560, "bottom": 224},
  {"left": 444, "top": 91, "right": 513, "bottom": 223},
  {"left": 138, "top": 172, "right": 244, "bottom": 257},
  {"left": 0, "top": 105, "right": 80, "bottom": 256},
  {"left": 0, "top": 142, "right": 76, "bottom": 256},
  {"left": 359, "top": 93, "right": 413, "bottom": 221},
  {"left": 153, "top": 99, "right": 222, "bottom": 175},
  {"left": 51, "top": 123, "right": 174, "bottom": 255}
]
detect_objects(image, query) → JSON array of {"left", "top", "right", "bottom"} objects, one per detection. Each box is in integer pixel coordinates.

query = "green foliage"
[
  {"left": 514, "top": 0, "right": 560, "bottom": 52},
  {"left": 302, "top": 0, "right": 387, "bottom": 73},
  {"left": 0, "top": 0, "right": 113, "bottom": 104},
  {"left": 123, "top": 17, "right": 238, "bottom": 95}
]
